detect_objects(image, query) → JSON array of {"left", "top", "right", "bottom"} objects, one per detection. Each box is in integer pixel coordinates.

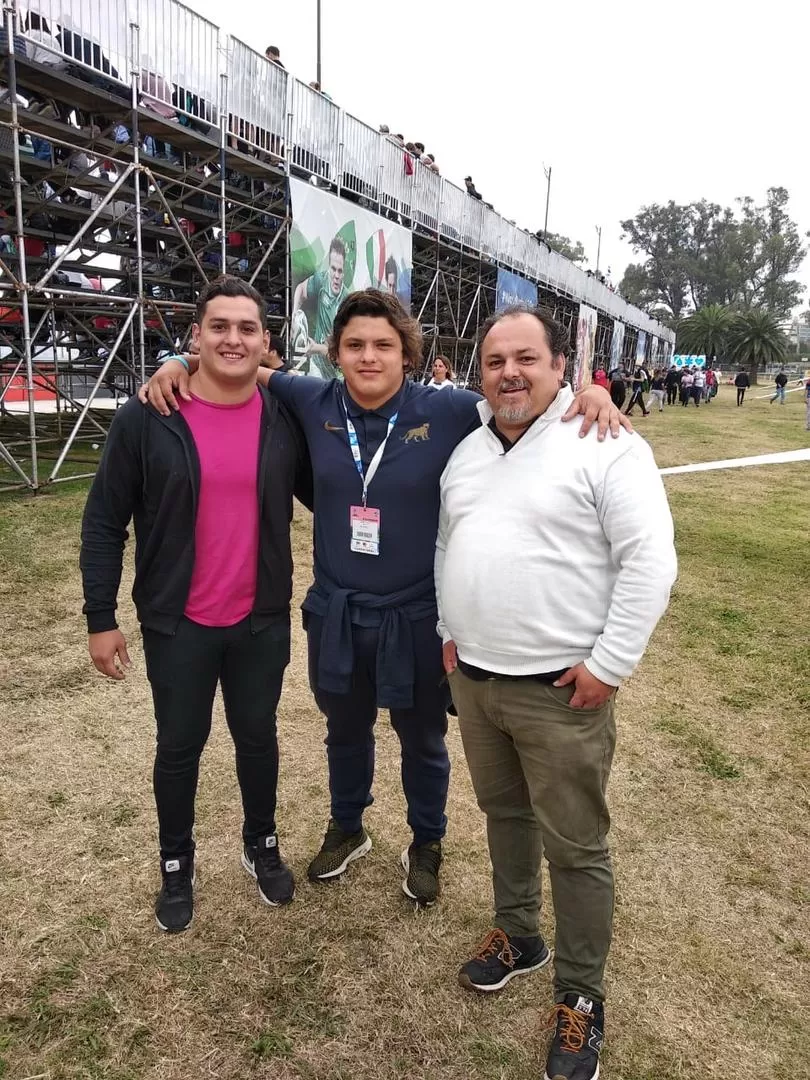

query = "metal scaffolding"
[{"left": 0, "top": 0, "right": 673, "bottom": 492}]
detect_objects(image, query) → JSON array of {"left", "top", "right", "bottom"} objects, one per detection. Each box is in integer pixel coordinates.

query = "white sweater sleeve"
[
  {"left": 434, "top": 494, "right": 453, "bottom": 644},
  {"left": 585, "top": 440, "right": 677, "bottom": 685}
]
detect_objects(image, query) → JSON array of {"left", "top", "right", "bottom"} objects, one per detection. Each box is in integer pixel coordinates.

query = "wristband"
[{"left": 162, "top": 353, "right": 189, "bottom": 371}]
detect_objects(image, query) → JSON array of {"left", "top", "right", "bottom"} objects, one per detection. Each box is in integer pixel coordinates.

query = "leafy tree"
[
  {"left": 541, "top": 232, "right": 587, "bottom": 264},
  {"left": 620, "top": 189, "right": 807, "bottom": 321},
  {"left": 725, "top": 310, "right": 787, "bottom": 383},
  {"left": 676, "top": 304, "right": 733, "bottom": 361}
]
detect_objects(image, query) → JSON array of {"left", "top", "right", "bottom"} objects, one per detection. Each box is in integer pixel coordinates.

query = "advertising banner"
[
  {"left": 635, "top": 331, "right": 647, "bottom": 367},
  {"left": 573, "top": 304, "right": 598, "bottom": 390},
  {"left": 289, "top": 178, "right": 413, "bottom": 378},
  {"left": 609, "top": 321, "right": 625, "bottom": 371},
  {"left": 673, "top": 354, "right": 707, "bottom": 369},
  {"left": 496, "top": 268, "right": 538, "bottom": 312},
  {"left": 650, "top": 337, "right": 660, "bottom": 368}
]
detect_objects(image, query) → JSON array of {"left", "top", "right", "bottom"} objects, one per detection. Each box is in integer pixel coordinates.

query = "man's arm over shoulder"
[
  {"left": 266, "top": 370, "right": 331, "bottom": 420},
  {"left": 427, "top": 383, "right": 482, "bottom": 438},
  {"left": 80, "top": 400, "right": 145, "bottom": 633},
  {"left": 586, "top": 436, "right": 677, "bottom": 685}
]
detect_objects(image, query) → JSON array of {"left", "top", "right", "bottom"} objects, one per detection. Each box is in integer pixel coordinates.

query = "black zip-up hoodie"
[{"left": 80, "top": 386, "right": 313, "bottom": 635}]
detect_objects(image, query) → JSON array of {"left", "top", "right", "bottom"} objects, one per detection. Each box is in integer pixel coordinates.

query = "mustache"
[{"left": 498, "top": 378, "right": 529, "bottom": 393}]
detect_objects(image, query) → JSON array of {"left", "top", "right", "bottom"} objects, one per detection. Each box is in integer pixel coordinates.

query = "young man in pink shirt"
[{"left": 80, "top": 277, "right": 312, "bottom": 932}]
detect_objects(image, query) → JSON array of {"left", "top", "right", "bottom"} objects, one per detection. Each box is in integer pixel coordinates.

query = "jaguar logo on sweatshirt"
[{"left": 402, "top": 422, "right": 430, "bottom": 443}]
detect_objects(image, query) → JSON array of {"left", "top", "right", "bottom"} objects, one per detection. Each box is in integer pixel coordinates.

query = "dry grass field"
[{"left": 0, "top": 386, "right": 808, "bottom": 1080}]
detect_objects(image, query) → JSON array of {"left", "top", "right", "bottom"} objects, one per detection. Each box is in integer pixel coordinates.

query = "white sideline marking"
[
  {"left": 753, "top": 385, "right": 806, "bottom": 399},
  {"left": 660, "top": 448, "right": 810, "bottom": 475}
]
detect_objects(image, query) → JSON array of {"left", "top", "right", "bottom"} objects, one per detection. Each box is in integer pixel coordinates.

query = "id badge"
[{"left": 350, "top": 505, "right": 380, "bottom": 555}]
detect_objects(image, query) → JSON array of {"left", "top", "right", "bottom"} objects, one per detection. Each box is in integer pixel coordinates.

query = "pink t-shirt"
[{"left": 180, "top": 390, "right": 262, "bottom": 627}]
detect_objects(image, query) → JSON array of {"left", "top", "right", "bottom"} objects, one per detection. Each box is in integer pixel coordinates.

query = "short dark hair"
[
  {"left": 268, "top": 333, "right": 285, "bottom": 356},
  {"left": 196, "top": 275, "right": 266, "bottom": 328},
  {"left": 476, "top": 304, "right": 569, "bottom": 361},
  {"left": 328, "top": 289, "right": 422, "bottom": 372},
  {"left": 266, "top": 45, "right": 280, "bottom": 56},
  {"left": 329, "top": 236, "right": 346, "bottom": 262}
]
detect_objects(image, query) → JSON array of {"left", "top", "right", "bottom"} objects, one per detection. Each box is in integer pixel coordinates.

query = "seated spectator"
[
  {"left": 465, "top": 176, "right": 482, "bottom": 200},
  {"left": 309, "top": 81, "right": 332, "bottom": 101}
]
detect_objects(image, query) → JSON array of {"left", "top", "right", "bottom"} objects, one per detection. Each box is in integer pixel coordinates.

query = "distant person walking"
[
  {"left": 608, "top": 368, "right": 626, "bottom": 410},
  {"left": 624, "top": 368, "right": 649, "bottom": 416},
  {"left": 705, "top": 367, "right": 718, "bottom": 402},
  {"left": 665, "top": 365, "right": 680, "bottom": 406},
  {"left": 770, "top": 367, "right": 788, "bottom": 405},
  {"left": 680, "top": 369, "right": 694, "bottom": 405},
  {"left": 647, "top": 371, "right": 666, "bottom": 412},
  {"left": 805, "top": 372, "right": 810, "bottom": 430},
  {"left": 691, "top": 368, "right": 705, "bottom": 406},
  {"left": 734, "top": 367, "right": 750, "bottom": 406}
]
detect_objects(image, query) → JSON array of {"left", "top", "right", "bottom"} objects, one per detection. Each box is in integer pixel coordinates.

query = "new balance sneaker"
[
  {"left": 306, "top": 820, "right": 372, "bottom": 881},
  {"left": 458, "top": 928, "right": 552, "bottom": 992},
  {"left": 242, "top": 833, "right": 295, "bottom": 906},
  {"left": 544, "top": 993, "right": 604, "bottom": 1080},
  {"left": 155, "top": 854, "right": 195, "bottom": 933},
  {"left": 400, "top": 841, "right": 442, "bottom": 906}
]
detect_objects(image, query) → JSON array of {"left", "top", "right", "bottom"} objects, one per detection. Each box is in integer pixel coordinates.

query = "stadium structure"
[{"left": 0, "top": 0, "right": 674, "bottom": 491}]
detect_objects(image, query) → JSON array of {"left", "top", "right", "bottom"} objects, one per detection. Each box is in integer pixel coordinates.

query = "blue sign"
[{"left": 496, "top": 268, "right": 538, "bottom": 312}]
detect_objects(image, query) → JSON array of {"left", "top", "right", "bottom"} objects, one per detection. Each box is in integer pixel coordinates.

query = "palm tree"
[
  {"left": 676, "top": 304, "right": 733, "bottom": 363},
  {"left": 726, "top": 309, "right": 787, "bottom": 384}
]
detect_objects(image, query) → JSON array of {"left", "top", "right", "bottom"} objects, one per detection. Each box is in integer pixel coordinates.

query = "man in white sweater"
[{"left": 435, "top": 306, "right": 677, "bottom": 1080}]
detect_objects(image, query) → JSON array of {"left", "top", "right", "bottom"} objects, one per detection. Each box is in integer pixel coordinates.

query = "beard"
[
  {"left": 496, "top": 402, "right": 534, "bottom": 423},
  {"left": 495, "top": 378, "right": 533, "bottom": 424}
]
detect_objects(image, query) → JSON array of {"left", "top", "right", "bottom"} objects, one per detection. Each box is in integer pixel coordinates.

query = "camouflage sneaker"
[
  {"left": 400, "top": 841, "right": 442, "bottom": 906},
  {"left": 307, "top": 819, "right": 372, "bottom": 881}
]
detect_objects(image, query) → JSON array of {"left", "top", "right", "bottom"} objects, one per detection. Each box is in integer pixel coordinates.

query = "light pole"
[
  {"left": 595, "top": 225, "right": 602, "bottom": 276},
  {"left": 316, "top": 0, "right": 322, "bottom": 87},
  {"left": 543, "top": 164, "right": 551, "bottom": 238}
]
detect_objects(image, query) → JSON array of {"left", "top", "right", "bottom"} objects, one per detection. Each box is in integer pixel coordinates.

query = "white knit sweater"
[{"left": 435, "top": 386, "right": 677, "bottom": 686}]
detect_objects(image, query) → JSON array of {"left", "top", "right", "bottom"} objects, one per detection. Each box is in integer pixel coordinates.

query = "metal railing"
[
  {"left": 226, "top": 37, "right": 285, "bottom": 158},
  {"left": 11, "top": 0, "right": 673, "bottom": 343}
]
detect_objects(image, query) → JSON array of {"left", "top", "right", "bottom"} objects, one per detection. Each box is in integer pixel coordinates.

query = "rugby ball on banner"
[{"left": 291, "top": 308, "right": 309, "bottom": 363}]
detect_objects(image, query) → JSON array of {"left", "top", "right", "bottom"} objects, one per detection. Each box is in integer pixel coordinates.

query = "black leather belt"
[{"left": 457, "top": 659, "right": 568, "bottom": 685}]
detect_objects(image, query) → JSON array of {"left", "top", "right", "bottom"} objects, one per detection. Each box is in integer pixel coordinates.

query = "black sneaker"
[
  {"left": 155, "top": 854, "right": 195, "bottom": 933},
  {"left": 400, "top": 841, "right": 442, "bottom": 906},
  {"left": 458, "top": 928, "right": 552, "bottom": 992},
  {"left": 544, "top": 993, "right": 604, "bottom": 1080},
  {"left": 306, "top": 819, "right": 372, "bottom": 881},
  {"left": 242, "top": 833, "right": 295, "bottom": 906}
]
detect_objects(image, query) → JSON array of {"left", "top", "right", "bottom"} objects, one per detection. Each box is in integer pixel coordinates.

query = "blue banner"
[{"left": 496, "top": 268, "right": 538, "bottom": 312}]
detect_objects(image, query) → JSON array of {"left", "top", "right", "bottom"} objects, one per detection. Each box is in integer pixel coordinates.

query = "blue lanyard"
[{"left": 341, "top": 399, "right": 398, "bottom": 507}]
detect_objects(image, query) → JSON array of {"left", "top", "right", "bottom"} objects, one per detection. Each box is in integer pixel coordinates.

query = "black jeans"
[
  {"left": 142, "top": 616, "right": 290, "bottom": 859},
  {"left": 666, "top": 384, "right": 678, "bottom": 405},
  {"left": 305, "top": 613, "right": 451, "bottom": 846},
  {"left": 737, "top": 387, "right": 746, "bottom": 405},
  {"left": 625, "top": 388, "right": 647, "bottom": 415}
]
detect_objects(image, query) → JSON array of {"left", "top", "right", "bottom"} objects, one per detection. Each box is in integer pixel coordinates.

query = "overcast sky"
[{"left": 187, "top": 0, "right": 809, "bottom": 311}]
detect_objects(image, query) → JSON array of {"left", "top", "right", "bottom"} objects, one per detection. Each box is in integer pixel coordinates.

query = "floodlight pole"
[
  {"left": 316, "top": 0, "right": 322, "bottom": 87},
  {"left": 595, "top": 225, "right": 602, "bottom": 276},
  {"left": 543, "top": 164, "right": 551, "bottom": 238}
]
